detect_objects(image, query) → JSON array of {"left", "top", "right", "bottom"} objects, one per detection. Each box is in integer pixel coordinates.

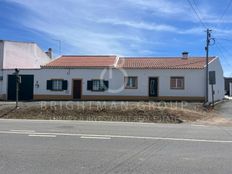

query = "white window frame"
[
  {"left": 170, "top": 77, "right": 184, "bottom": 89},
  {"left": 125, "top": 77, "right": 138, "bottom": 89}
]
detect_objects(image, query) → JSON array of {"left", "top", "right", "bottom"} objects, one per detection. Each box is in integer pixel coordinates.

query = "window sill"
[
  {"left": 49, "top": 90, "right": 65, "bottom": 91},
  {"left": 125, "top": 87, "right": 138, "bottom": 89},
  {"left": 91, "top": 89, "right": 107, "bottom": 92},
  {"left": 170, "top": 88, "right": 185, "bottom": 90}
]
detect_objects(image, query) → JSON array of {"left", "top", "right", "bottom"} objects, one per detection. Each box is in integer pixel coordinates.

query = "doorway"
[
  {"left": 7, "top": 75, "right": 34, "bottom": 100},
  {"left": 73, "top": 80, "right": 82, "bottom": 99},
  {"left": 149, "top": 77, "right": 158, "bottom": 97}
]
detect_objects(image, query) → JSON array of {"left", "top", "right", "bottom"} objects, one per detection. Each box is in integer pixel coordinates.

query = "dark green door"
[
  {"left": 149, "top": 77, "right": 158, "bottom": 97},
  {"left": 7, "top": 75, "right": 34, "bottom": 100}
]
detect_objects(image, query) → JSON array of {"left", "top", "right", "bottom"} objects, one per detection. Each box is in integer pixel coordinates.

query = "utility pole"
[
  {"left": 15, "top": 68, "right": 21, "bottom": 109},
  {"left": 205, "top": 29, "right": 212, "bottom": 105}
]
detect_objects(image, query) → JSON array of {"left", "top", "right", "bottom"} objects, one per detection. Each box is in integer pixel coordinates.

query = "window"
[
  {"left": 125, "top": 77, "right": 138, "bottom": 89},
  {"left": 52, "top": 80, "right": 63, "bottom": 91},
  {"left": 87, "top": 80, "right": 108, "bottom": 91},
  {"left": 170, "top": 77, "right": 184, "bottom": 89},
  {"left": 47, "top": 80, "right": 68, "bottom": 91}
]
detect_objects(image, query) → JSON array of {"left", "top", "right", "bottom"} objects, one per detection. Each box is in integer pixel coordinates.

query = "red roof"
[
  {"left": 43, "top": 55, "right": 117, "bottom": 68},
  {"left": 43, "top": 55, "right": 216, "bottom": 69},
  {"left": 117, "top": 57, "right": 215, "bottom": 69}
]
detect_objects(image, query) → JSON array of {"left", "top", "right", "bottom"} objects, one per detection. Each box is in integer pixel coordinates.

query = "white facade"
[
  {"left": 32, "top": 68, "right": 204, "bottom": 97},
  {"left": 0, "top": 57, "right": 224, "bottom": 102},
  {"left": 0, "top": 40, "right": 51, "bottom": 100},
  {"left": 208, "top": 58, "right": 225, "bottom": 102},
  {"left": 0, "top": 40, "right": 225, "bottom": 102},
  {"left": 0, "top": 40, "right": 51, "bottom": 69}
]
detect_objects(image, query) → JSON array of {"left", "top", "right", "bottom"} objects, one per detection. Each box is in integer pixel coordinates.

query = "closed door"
[
  {"left": 149, "top": 78, "right": 158, "bottom": 97},
  {"left": 7, "top": 75, "right": 34, "bottom": 101},
  {"left": 73, "top": 80, "right": 82, "bottom": 99}
]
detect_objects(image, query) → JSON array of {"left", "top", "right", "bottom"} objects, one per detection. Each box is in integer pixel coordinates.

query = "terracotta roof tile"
[
  {"left": 117, "top": 57, "right": 215, "bottom": 69},
  {"left": 43, "top": 55, "right": 117, "bottom": 68},
  {"left": 43, "top": 55, "right": 216, "bottom": 69}
]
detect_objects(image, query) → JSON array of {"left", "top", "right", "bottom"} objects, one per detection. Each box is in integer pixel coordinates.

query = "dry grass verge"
[{"left": 0, "top": 102, "right": 216, "bottom": 123}]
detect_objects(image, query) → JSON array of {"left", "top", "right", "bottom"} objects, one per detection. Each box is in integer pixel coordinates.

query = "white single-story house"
[{"left": 0, "top": 40, "right": 224, "bottom": 103}]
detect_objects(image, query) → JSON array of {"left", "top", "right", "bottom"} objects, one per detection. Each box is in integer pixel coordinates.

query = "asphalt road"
[
  {"left": 0, "top": 119, "right": 232, "bottom": 174},
  {"left": 215, "top": 100, "right": 232, "bottom": 120}
]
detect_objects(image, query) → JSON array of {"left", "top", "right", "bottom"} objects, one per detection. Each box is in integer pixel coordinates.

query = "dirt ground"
[{"left": 0, "top": 101, "right": 221, "bottom": 124}]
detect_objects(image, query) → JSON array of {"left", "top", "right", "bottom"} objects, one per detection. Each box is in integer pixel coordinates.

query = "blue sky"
[{"left": 0, "top": 0, "right": 232, "bottom": 76}]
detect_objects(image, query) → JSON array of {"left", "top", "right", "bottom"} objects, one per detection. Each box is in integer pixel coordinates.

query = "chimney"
[
  {"left": 182, "top": 51, "right": 189, "bottom": 59},
  {"left": 45, "top": 48, "right": 53, "bottom": 58}
]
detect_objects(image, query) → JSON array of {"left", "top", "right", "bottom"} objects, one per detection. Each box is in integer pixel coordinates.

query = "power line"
[
  {"left": 186, "top": 0, "right": 207, "bottom": 28},
  {"left": 192, "top": 0, "right": 203, "bottom": 18},
  {"left": 215, "top": 38, "right": 232, "bottom": 42},
  {"left": 186, "top": 0, "right": 232, "bottom": 77},
  {"left": 215, "top": 42, "right": 232, "bottom": 67},
  {"left": 216, "top": 41, "right": 232, "bottom": 56},
  {"left": 217, "top": 0, "right": 232, "bottom": 26},
  {"left": 215, "top": 43, "right": 232, "bottom": 77}
]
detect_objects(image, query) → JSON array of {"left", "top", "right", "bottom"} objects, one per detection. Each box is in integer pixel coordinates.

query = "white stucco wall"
[
  {"left": 0, "top": 69, "right": 38, "bottom": 100},
  {"left": 0, "top": 58, "right": 224, "bottom": 102},
  {"left": 0, "top": 68, "right": 205, "bottom": 99},
  {"left": 2, "top": 41, "right": 51, "bottom": 69},
  {"left": 208, "top": 58, "right": 224, "bottom": 102}
]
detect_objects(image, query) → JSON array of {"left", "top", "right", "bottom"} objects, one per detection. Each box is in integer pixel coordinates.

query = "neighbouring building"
[
  {"left": 0, "top": 40, "right": 51, "bottom": 100},
  {"left": 0, "top": 40, "right": 225, "bottom": 103},
  {"left": 225, "top": 77, "right": 232, "bottom": 95}
]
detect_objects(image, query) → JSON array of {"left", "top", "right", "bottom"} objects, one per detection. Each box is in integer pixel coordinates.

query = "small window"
[
  {"left": 92, "top": 80, "right": 105, "bottom": 91},
  {"left": 87, "top": 80, "right": 108, "bottom": 91},
  {"left": 47, "top": 79, "right": 68, "bottom": 91},
  {"left": 125, "top": 77, "right": 138, "bottom": 89},
  {"left": 52, "top": 80, "right": 63, "bottom": 91},
  {"left": 170, "top": 77, "right": 184, "bottom": 89}
]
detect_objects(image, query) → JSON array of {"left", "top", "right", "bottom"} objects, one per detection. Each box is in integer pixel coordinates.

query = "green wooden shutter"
[
  {"left": 47, "top": 80, "right": 52, "bottom": 90},
  {"left": 87, "top": 80, "right": 93, "bottom": 90},
  {"left": 103, "top": 81, "right": 109, "bottom": 90},
  {"left": 62, "top": 80, "right": 68, "bottom": 90}
]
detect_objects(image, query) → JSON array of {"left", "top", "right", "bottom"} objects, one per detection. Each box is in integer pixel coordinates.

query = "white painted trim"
[
  {"left": 204, "top": 57, "right": 217, "bottom": 68},
  {"left": 113, "top": 56, "right": 120, "bottom": 67}
]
